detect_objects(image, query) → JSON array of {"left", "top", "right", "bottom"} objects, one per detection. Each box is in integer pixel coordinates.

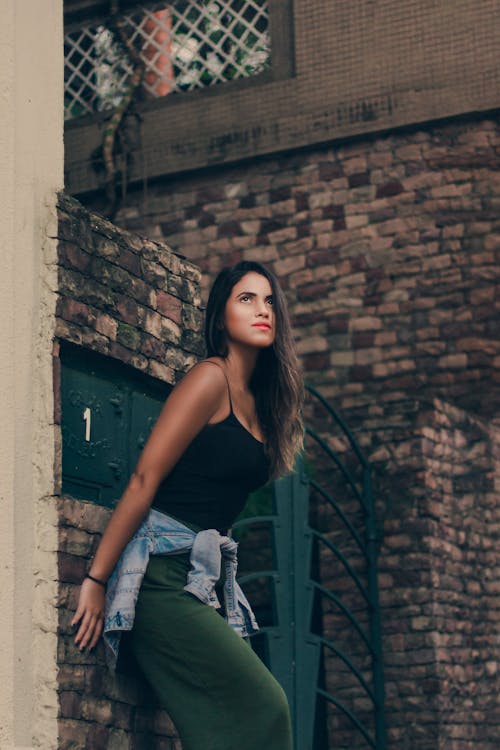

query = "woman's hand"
[{"left": 72, "top": 577, "right": 106, "bottom": 651}]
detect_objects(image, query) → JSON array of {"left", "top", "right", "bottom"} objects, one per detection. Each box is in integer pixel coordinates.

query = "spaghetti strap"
[{"left": 198, "top": 360, "right": 233, "bottom": 413}]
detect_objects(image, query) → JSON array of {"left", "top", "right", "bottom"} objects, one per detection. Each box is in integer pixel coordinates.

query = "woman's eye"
[
  {"left": 240, "top": 295, "right": 251, "bottom": 302},
  {"left": 266, "top": 297, "right": 273, "bottom": 306}
]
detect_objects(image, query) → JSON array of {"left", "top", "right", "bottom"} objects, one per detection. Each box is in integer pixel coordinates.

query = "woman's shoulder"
[
  {"left": 163, "top": 359, "right": 228, "bottom": 420},
  {"left": 189, "top": 357, "right": 227, "bottom": 376},
  {"left": 180, "top": 358, "right": 228, "bottom": 392}
]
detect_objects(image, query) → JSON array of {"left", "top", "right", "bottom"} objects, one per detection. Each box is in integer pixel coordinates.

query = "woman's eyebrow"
[{"left": 237, "top": 290, "right": 273, "bottom": 295}]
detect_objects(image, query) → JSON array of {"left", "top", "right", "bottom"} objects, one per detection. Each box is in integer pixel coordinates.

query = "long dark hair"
[{"left": 205, "top": 261, "right": 304, "bottom": 478}]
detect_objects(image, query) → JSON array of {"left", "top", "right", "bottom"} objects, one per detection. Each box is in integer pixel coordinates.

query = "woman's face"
[{"left": 223, "top": 272, "right": 275, "bottom": 350}]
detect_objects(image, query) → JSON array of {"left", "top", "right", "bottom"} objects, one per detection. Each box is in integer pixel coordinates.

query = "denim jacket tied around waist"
[{"left": 104, "top": 508, "right": 259, "bottom": 669}]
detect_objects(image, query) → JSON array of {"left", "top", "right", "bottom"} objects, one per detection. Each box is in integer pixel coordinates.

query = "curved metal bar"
[
  {"left": 316, "top": 688, "right": 376, "bottom": 749},
  {"left": 311, "top": 529, "right": 370, "bottom": 605},
  {"left": 305, "top": 427, "right": 367, "bottom": 512},
  {"left": 312, "top": 581, "right": 374, "bottom": 655},
  {"left": 237, "top": 570, "right": 278, "bottom": 585},
  {"left": 363, "top": 465, "right": 387, "bottom": 747},
  {"left": 316, "top": 636, "right": 376, "bottom": 704},
  {"left": 305, "top": 384, "right": 370, "bottom": 470},
  {"left": 231, "top": 515, "right": 277, "bottom": 532},
  {"left": 310, "top": 479, "right": 366, "bottom": 557}
]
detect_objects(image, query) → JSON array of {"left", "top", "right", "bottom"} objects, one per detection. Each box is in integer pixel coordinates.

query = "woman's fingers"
[
  {"left": 74, "top": 609, "right": 94, "bottom": 648},
  {"left": 71, "top": 601, "right": 84, "bottom": 627},
  {"left": 89, "top": 617, "right": 104, "bottom": 650},
  {"left": 72, "top": 579, "right": 106, "bottom": 650},
  {"left": 75, "top": 611, "right": 104, "bottom": 651}
]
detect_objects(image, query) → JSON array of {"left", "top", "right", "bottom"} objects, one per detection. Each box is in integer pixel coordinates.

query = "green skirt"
[{"left": 129, "top": 552, "right": 293, "bottom": 750}]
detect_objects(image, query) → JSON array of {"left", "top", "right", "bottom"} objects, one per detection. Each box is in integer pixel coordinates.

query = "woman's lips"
[{"left": 252, "top": 323, "right": 271, "bottom": 330}]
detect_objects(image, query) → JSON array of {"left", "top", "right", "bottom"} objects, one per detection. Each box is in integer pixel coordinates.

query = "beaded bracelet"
[{"left": 86, "top": 573, "right": 107, "bottom": 588}]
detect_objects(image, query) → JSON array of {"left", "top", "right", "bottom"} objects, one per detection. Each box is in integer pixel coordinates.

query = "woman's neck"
[{"left": 224, "top": 345, "right": 258, "bottom": 389}]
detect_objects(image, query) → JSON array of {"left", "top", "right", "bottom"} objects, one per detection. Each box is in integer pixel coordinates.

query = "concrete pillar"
[{"left": 0, "top": 1, "right": 63, "bottom": 748}]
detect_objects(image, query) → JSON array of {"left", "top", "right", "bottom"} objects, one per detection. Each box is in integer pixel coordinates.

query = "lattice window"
[{"left": 64, "top": 1, "right": 271, "bottom": 120}]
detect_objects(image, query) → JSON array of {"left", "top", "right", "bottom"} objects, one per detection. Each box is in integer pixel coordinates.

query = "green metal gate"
[{"left": 233, "top": 385, "right": 386, "bottom": 750}]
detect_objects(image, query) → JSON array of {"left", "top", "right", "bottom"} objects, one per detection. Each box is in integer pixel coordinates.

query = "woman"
[{"left": 72, "top": 260, "right": 304, "bottom": 750}]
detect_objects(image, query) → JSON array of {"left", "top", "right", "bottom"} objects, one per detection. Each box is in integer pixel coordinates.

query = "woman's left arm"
[{"left": 72, "top": 362, "right": 227, "bottom": 650}]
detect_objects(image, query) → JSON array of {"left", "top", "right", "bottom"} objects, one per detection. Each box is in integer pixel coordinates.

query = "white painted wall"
[{"left": 0, "top": 1, "right": 63, "bottom": 748}]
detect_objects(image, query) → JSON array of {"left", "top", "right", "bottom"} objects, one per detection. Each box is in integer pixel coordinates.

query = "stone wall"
[
  {"left": 55, "top": 194, "right": 203, "bottom": 749},
  {"left": 106, "top": 114, "right": 500, "bottom": 423},
  {"left": 372, "top": 398, "right": 499, "bottom": 749},
  {"left": 300, "top": 389, "right": 500, "bottom": 749},
  {"left": 78, "top": 113, "right": 500, "bottom": 748},
  {"left": 56, "top": 193, "right": 203, "bottom": 385}
]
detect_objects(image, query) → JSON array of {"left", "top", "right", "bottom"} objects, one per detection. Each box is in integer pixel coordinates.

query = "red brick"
[
  {"left": 59, "top": 691, "right": 82, "bottom": 719},
  {"left": 58, "top": 298, "right": 95, "bottom": 327},
  {"left": 116, "top": 297, "right": 139, "bottom": 326},
  {"left": 156, "top": 291, "right": 182, "bottom": 324},
  {"left": 59, "top": 241, "right": 92, "bottom": 272},
  {"left": 348, "top": 171, "right": 370, "bottom": 188},
  {"left": 58, "top": 552, "right": 87, "bottom": 584},
  {"left": 376, "top": 180, "right": 404, "bottom": 198}
]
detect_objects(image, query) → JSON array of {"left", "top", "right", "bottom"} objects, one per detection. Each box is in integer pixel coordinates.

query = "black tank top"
[{"left": 151, "top": 363, "right": 270, "bottom": 532}]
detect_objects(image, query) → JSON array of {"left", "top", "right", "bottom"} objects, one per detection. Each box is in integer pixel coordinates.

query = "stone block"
[
  {"left": 59, "top": 527, "right": 95, "bottom": 557},
  {"left": 342, "top": 156, "right": 368, "bottom": 175},
  {"left": 140, "top": 333, "right": 167, "bottom": 360},
  {"left": 59, "top": 690, "right": 83, "bottom": 719},
  {"left": 148, "top": 360, "right": 176, "bottom": 383},
  {"left": 81, "top": 697, "right": 113, "bottom": 724},
  {"left": 95, "top": 236, "right": 120, "bottom": 259},
  {"left": 58, "top": 497, "right": 110, "bottom": 533},
  {"left": 345, "top": 214, "right": 369, "bottom": 229},
  {"left": 140, "top": 258, "right": 168, "bottom": 287},
  {"left": 267, "top": 226, "right": 298, "bottom": 244},
  {"left": 350, "top": 316, "right": 382, "bottom": 331},
  {"left": 95, "top": 313, "right": 118, "bottom": 340},
  {"left": 154, "top": 291, "right": 182, "bottom": 325},
  {"left": 296, "top": 334, "right": 328, "bottom": 354},
  {"left": 437, "top": 354, "right": 467, "bottom": 369},
  {"left": 58, "top": 719, "right": 87, "bottom": 750},
  {"left": 117, "top": 322, "right": 141, "bottom": 351},
  {"left": 58, "top": 552, "right": 88, "bottom": 584},
  {"left": 273, "top": 255, "right": 305, "bottom": 277},
  {"left": 161, "top": 317, "right": 182, "bottom": 345},
  {"left": 167, "top": 274, "right": 200, "bottom": 305}
]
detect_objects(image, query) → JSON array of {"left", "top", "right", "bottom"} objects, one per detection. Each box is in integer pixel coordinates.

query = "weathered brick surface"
[
  {"left": 57, "top": 497, "right": 183, "bottom": 748},
  {"left": 373, "top": 400, "right": 500, "bottom": 750},
  {"left": 111, "top": 116, "right": 500, "bottom": 421},
  {"left": 56, "top": 193, "right": 203, "bottom": 386},
  {"left": 303, "top": 394, "right": 500, "bottom": 749},
  {"left": 77, "top": 114, "right": 500, "bottom": 748},
  {"left": 55, "top": 196, "right": 204, "bottom": 748}
]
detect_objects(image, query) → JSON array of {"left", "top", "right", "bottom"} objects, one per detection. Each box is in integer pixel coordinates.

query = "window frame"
[{"left": 63, "top": 0, "right": 294, "bottom": 130}]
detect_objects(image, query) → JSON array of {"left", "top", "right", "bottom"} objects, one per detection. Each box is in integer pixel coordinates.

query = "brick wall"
[
  {"left": 300, "top": 393, "right": 500, "bottom": 750},
  {"left": 296, "top": 386, "right": 499, "bottom": 749},
  {"left": 108, "top": 115, "right": 500, "bottom": 423},
  {"left": 76, "top": 113, "right": 500, "bottom": 748},
  {"left": 55, "top": 194, "right": 203, "bottom": 749}
]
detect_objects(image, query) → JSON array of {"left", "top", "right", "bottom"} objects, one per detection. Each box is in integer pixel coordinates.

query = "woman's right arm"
[{"left": 72, "top": 362, "right": 227, "bottom": 651}]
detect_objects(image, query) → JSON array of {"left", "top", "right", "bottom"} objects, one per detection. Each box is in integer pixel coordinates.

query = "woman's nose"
[{"left": 256, "top": 302, "right": 270, "bottom": 316}]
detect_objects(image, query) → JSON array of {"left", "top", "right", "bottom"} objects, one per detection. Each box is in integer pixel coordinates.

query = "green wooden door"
[{"left": 60, "top": 344, "right": 170, "bottom": 506}]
